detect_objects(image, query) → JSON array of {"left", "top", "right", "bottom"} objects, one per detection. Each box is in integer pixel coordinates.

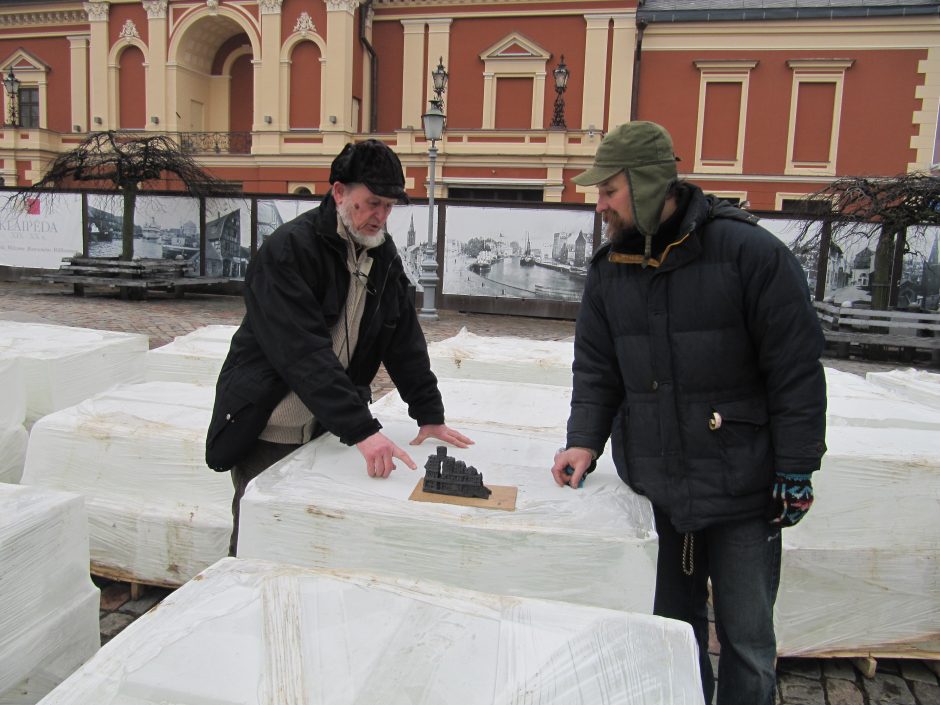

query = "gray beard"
[{"left": 337, "top": 201, "right": 386, "bottom": 250}]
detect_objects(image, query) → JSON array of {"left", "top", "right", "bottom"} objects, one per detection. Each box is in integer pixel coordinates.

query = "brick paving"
[{"left": 2, "top": 278, "right": 938, "bottom": 704}]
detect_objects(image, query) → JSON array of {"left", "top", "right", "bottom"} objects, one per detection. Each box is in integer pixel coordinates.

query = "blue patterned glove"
[{"left": 771, "top": 472, "right": 814, "bottom": 527}]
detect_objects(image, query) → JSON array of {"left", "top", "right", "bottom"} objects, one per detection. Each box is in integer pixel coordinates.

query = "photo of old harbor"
[{"left": 442, "top": 204, "right": 595, "bottom": 302}]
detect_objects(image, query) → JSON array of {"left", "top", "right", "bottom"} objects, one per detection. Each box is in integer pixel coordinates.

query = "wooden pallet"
[{"left": 781, "top": 643, "right": 940, "bottom": 679}]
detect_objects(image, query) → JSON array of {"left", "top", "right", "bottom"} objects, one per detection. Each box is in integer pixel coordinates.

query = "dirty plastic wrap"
[
  {"left": 0, "top": 321, "right": 147, "bottom": 424},
  {"left": 0, "top": 424, "right": 28, "bottom": 484},
  {"left": 0, "top": 484, "right": 100, "bottom": 705},
  {"left": 0, "top": 356, "right": 26, "bottom": 427},
  {"left": 40, "top": 557, "right": 704, "bottom": 705},
  {"left": 427, "top": 327, "right": 574, "bottom": 386},
  {"left": 776, "top": 379, "right": 940, "bottom": 655},
  {"left": 21, "top": 382, "right": 232, "bottom": 586},
  {"left": 145, "top": 325, "right": 237, "bottom": 384},
  {"left": 239, "top": 418, "right": 657, "bottom": 614},
  {"left": 864, "top": 367, "right": 940, "bottom": 412}
]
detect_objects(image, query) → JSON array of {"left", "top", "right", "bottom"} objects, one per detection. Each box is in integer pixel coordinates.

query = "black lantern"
[
  {"left": 430, "top": 57, "right": 448, "bottom": 110},
  {"left": 3, "top": 68, "right": 20, "bottom": 127},
  {"left": 550, "top": 55, "right": 569, "bottom": 129}
]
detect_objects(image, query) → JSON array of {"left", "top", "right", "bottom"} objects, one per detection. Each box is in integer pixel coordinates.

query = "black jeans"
[
  {"left": 228, "top": 440, "right": 299, "bottom": 557},
  {"left": 652, "top": 506, "right": 781, "bottom": 705}
]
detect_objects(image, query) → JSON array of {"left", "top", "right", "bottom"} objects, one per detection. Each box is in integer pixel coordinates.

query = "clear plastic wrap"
[
  {"left": 145, "top": 325, "right": 237, "bottom": 384},
  {"left": 865, "top": 367, "right": 940, "bottom": 412},
  {"left": 0, "top": 423, "right": 28, "bottom": 484},
  {"left": 40, "top": 558, "right": 705, "bottom": 705},
  {"left": 21, "top": 382, "right": 232, "bottom": 586},
  {"left": 0, "top": 484, "right": 100, "bottom": 703},
  {"left": 0, "top": 356, "right": 26, "bottom": 427}
]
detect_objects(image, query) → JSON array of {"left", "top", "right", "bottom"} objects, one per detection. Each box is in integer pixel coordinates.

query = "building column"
[
  {"left": 323, "top": 0, "right": 358, "bottom": 134},
  {"left": 581, "top": 14, "right": 610, "bottom": 132},
  {"left": 400, "top": 19, "right": 425, "bottom": 129},
  {"left": 607, "top": 12, "right": 636, "bottom": 128},
  {"left": 83, "top": 1, "right": 110, "bottom": 130},
  {"left": 68, "top": 35, "right": 89, "bottom": 132},
  {"left": 425, "top": 19, "right": 452, "bottom": 107},
  {"left": 143, "top": 0, "right": 168, "bottom": 131},
  {"left": 257, "top": 0, "right": 283, "bottom": 133}
]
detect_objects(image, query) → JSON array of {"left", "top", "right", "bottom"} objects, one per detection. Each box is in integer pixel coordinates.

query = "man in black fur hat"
[
  {"left": 552, "top": 122, "right": 827, "bottom": 705},
  {"left": 207, "top": 139, "right": 472, "bottom": 555}
]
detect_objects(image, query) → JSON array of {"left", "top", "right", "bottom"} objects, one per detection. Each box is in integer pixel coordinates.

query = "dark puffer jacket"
[
  {"left": 206, "top": 193, "right": 444, "bottom": 471},
  {"left": 567, "top": 185, "right": 827, "bottom": 532}
]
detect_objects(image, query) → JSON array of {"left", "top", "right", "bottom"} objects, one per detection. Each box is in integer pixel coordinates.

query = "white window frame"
[
  {"left": 694, "top": 60, "right": 758, "bottom": 174},
  {"left": 785, "top": 59, "right": 854, "bottom": 177}
]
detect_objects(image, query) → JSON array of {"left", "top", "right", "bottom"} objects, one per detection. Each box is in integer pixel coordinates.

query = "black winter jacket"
[
  {"left": 567, "top": 185, "right": 827, "bottom": 531},
  {"left": 206, "top": 193, "right": 444, "bottom": 471}
]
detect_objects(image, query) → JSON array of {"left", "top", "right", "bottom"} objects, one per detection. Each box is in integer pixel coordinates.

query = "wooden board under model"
[{"left": 409, "top": 478, "right": 517, "bottom": 511}]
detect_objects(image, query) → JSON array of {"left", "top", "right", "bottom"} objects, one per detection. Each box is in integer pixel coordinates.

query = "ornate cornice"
[
  {"left": 83, "top": 1, "right": 109, "bottom": 22},
  {"left": 259, "top": 0, "right": 283, "bottom": 14},
  {"left": 0, "top": 9, "right": 86, "bottom": 27},
  {"left": 142, "top": 0, "right": 168, "bottom": 20},
  {"left": 325, "top": 0, "right": 360, "bottom": 12}
]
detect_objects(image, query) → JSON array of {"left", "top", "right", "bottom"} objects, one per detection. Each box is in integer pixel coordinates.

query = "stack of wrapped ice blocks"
[
  {"left": 0, "top": 483, "right": 100, "bottom": 704},
  {"left": 22, "top": 381, "right": 232, "bottom": 587},
  {"left": 145, "top": 324, "right": 236, "bottom": 384},
  {"left": 0, "top": 357, "right": 28, "bottom": 483},
  {"left": 865, "top": 367, "right": 940, "bottom": 412},
  {"left": 0, "top": 321, "right": 147, "bottom": 425},
  {"left": 37, "top": 558, "right": 705, "bottom": 705}
]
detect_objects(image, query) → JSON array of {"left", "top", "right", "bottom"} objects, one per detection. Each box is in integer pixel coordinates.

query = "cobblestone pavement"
[{"left": 3, "top": 279, "right": 938, "bottom": 705}]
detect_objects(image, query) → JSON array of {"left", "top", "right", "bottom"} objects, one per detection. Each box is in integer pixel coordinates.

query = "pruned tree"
[
  {"left": 10, "top": 130, "right": 238, "bottom": 261},
  {"left": 793, "top": 172, "right": 940, "bottom": 309}
]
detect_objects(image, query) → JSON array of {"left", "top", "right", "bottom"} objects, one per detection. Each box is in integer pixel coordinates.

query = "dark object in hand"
[
  {"left": 423, "top": 446, "right": 492, "bottom": 499},
  {"left": 563, "top": 465, "right": 586, "bottom": 489}
]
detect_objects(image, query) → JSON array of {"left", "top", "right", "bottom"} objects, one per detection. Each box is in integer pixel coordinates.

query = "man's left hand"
[
  {"left": 410, "top": 424, "right": 474, "bottom": 449},
  {"left": 770, "top": 472, "right": 814, "bottom": 527}
]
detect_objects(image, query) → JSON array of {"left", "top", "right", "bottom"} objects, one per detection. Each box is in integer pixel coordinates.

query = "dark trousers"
[
  {"left": 652, "top": 506, "right": 781, "bottom": 705},
  {"left": 228, "top": 440, "right": 299, "bottom": 556}
]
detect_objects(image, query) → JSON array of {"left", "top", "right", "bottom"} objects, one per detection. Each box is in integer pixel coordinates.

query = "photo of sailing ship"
[{"left": 442, "top": 204, "right": 596, "bottom": 302}]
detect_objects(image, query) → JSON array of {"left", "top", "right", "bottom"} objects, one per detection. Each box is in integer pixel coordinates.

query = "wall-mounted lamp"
[
  {"left": 150, "top": 115, "right": 159, "bottom": 125},
  {"left": 328, "top": 115, "right": 337, "bottom": 124},
  {"left": 93, "top": 116, "right": 102, "bottom": 125},
  {"left": 263, "top": 115, "right": 272, "bottom": 124},
  {"left": 587, "top": 124, "right": 596, "bottom": 138},
  {"left": 3, "top": 68, "right": 20, "bottom": 127},
  {"left": 550, "top": 55, "right": 570, "bottom": 129},
  {"left": 72, "top": 124, "right": 82, "bottom": 132}
]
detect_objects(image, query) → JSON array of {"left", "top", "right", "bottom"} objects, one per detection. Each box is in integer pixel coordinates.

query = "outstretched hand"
[
  {"left": 356, "top": 431, "right": 417, "bottom": 478},
  {"left": 410, "top": 424, "right": 474, "bottom": 449}
]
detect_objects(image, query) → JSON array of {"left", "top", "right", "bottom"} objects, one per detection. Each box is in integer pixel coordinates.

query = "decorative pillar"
[
  {"left": 425, "top": 19, "right": 451, "bottom": 107},
  {"left": 581, "top": 14, "right": 610, "bottom": 132},
  {"left": 258, "top": 0, "right": 283, "bottom": 132},
  {"left": 400, "top": 19, "right": 425, "bottom": 130},
  {"left": 68, "top": 35, "right": 90, "bottom": 132},
  {"left": 83, "top": 1, "right": 110, "bottom": 130},
  {"left": 323, "top": 0, "right": 358, "bottom": 133},
  {"left": 143, "top": 0, "right": 168, "bottom": 131},
  {"left": 607, "top": 12, "right": 636, "bottom": 128}
]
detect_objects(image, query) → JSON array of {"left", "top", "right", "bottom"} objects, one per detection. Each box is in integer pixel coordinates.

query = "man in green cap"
[{"left": 551, "top": 121, "right": 827, "bottom": 705}]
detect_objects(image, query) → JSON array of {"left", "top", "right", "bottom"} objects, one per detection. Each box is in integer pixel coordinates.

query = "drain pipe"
[
  {"left": 359, "top": 0, "right": 378, "bottom": 133},
  {"left": 630, "top": 18, "right": 647, "bottom": 121}
]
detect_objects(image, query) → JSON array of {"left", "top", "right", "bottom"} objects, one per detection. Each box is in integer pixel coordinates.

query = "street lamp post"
[
  {"left": 418, "top": 58, "right": 448, "bottom": 321},
  {"left": 550, "top": 55, "right": 569, "bottom": 129},
  {"left": 3, "top": 68, "right": 20, "bottom": 128}
]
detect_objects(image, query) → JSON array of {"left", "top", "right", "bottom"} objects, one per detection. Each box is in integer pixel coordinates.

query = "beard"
[
  {"left": 337, "top": 200, "right": 386, "bottom": 250},
  {"left": 602, "top": 210, "right": 640, "bottom": 246}
]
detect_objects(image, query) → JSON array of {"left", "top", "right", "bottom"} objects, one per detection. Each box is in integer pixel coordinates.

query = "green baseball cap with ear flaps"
[{"left": 572, "top": 121, "right": 679, "bottom": 239}]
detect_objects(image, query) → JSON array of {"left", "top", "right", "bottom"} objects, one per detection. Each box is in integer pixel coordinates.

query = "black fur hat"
[{"left": 329, "top": 139, "right": 409, "bottom": 203}]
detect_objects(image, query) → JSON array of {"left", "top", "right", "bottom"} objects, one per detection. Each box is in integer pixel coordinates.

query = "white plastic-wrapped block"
[
  {"left": 0, "top": 357, "right": 26, "bottom": 426},
  {"left": 865, "top": 368, "right": 940, "bottom": 412},
  {"left": 0, "top": 424, "right": 28, "bottom": 484},
  {"left": 428, "top": 327, "right": 574, "bottom": 386},
  {"left": 776, "top": 423, "right": 940, "bottom": 655},
  {"left": 825, "top": 367, "right": 940, "bottom": 430},
  {"left": 0, "top": 483, "right": 100, "bottom": 704},
  {"left": 239, "top": 418, "right": 657, "bottom": 614},
  {"left": 145, "top": 325, "right": 237, "bottom": 384},
  {"left": 40, "top": 557, "right": 704, "bottom": 705},
  {"left": 21, "top": 381, "right": 232, "bottom": 586},
  {"left": 0, "top": 321, "right": 147, "bottom": 424},
  {"left": 372, "top": 378, "right": 574, "bottom": 438}
]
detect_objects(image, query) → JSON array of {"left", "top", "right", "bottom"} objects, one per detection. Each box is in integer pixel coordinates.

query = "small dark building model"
[{"left": 423, "top": 446, "right": 492, "bottom": 500}]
